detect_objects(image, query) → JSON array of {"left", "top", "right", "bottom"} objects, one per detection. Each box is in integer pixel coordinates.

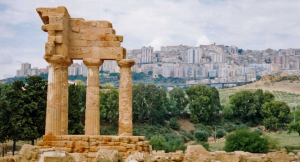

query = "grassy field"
[
  {"left": 266, "top": 132, "right": 300, "bottom": 147},
  {"left": 219, "top": 88, "right": 300, "bottom": 108},
  {"left": 207, "top": 131, "right": 300, "bottom": 151}
]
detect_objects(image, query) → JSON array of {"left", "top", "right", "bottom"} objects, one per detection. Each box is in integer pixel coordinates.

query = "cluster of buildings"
[
  {"left": 16, "top": 43, "right": 300, "bottom": 85},
  {"left": 125, "top": 44, "right": 300, "bottom": 84},
  {"left": 16, "top": 63, "right": 48, "bottom": 77}
]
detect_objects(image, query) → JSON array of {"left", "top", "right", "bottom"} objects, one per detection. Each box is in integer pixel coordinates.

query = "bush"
[
  {"left": 224, "top": 129, "right": 269, "bottom": 153},
  {"left": 253, "top": 129, "right": 263, "bottom": 136},
  {"left": 133, "top": 124, "right": 171, "bottom": 140},
  {"left": 100, "top": 126, "right": 118, "bottom": 135},
  {"left": 149, "top": 135, "right": 166, "bottom": 151},
  {"left": 187, "top": 132, "right": 193, "bottom": 139},
  {"left": 165, "top": 138, "right": 187, "bottom": 152},
  {"left": 263, "top": 135, "right": 280, "bottom": 151},
  {"left": 194, "top": 124, "right": 213, "bottom": 135},
  {"left": 214, "top": 129, "right": 226, "bottom": 139},
  {"left": 169, "top": 118, "right": 180, "bottom": 130},
  {"left": 225, "top": 123, "right": 236, "bottom": 132},
  {"left": 236, "top": 124, "right": 247, "bottom": 130},
  {"left": 194, "top": 130, "right": 209, "bottom": 142}
]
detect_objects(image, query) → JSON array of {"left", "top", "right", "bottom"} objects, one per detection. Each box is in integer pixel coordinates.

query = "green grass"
[
  {"left": 209, "top": 141, "right": 225, "bottom": 151},
  {"left": 266, "top": 132, "right": 300, "bottom": 147}
]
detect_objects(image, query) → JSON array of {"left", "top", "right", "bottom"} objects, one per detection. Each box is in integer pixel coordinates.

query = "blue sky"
[{"left": 0, "top": 0, "right": 300, "bottom": 79}]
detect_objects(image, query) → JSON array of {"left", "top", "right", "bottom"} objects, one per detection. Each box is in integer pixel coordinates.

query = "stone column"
[
  {"left": 45, "top": 57, "right": 72, "bottom": 135},
  {"left": 117, "top": 59, "right": 135, "bottom": 136},
  {"left": 83, "top": 59, "right": 103, "bottom": 135}
]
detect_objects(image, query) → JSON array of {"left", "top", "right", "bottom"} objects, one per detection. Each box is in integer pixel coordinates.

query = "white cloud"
[{"left": 0, "top": 0, "right": 300, "bottom": 79}]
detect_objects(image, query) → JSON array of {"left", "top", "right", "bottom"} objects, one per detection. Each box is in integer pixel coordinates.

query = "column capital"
[
  {"left": 44, "top": 55, "right": 72, "bottom": 66},
  {"left": 83, "top": 58, "right": 104, "bottom": 67},
  {"left": 117, "top": 59, "right": 135, "bottom": 68}
]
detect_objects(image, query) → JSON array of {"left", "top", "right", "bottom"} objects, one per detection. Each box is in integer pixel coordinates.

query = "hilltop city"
[{"left": 16, "top": 43, "right": 300, "bottom": 86}]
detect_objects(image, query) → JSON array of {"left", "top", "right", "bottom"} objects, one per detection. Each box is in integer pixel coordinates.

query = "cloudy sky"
[{"left": 0, "top": 0, "right": 299, "bottom": 79}]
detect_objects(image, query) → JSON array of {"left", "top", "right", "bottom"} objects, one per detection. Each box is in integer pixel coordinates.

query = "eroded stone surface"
[
  {"left": 96, "top": 149, "right": 123, "bottom": 162},
  {"left": 37, "top": 6, "right": 134, "bottom": 136}
]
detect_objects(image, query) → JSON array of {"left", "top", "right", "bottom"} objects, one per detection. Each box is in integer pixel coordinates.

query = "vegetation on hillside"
[{"left": 1, "top": 75, "right": 299, "bottom": 153}]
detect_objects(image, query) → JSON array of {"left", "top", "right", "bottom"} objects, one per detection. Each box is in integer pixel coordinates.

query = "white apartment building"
[
  {"left": 187, "top": 48, "right": 202, "bottom": 64},
  {"left": 141, "top": 46, "right": 153, "bottom": 63}
]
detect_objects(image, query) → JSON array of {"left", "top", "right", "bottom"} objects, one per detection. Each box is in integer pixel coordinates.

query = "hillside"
[{"left": 234, "top": 80, "right": 300, "bottom": 94}]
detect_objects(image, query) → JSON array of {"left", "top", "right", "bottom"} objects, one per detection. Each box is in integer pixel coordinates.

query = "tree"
[
  {"left": 0, "top": 81, "right": 30, "bottom": 149},
  {"left": 148, "top": 71, "right": 153, "bottom": 76},
  {"left": 150, "top": 135, "right": 166, "bottom": 151},
  {"left": 261, "top": 100, "right": 291, "bottom": 131},
  {"left": 132, "top": 83, "right": 167, "bottom": 125},
  {"left": 103, "top": 83, "right": 114, "bottom": 89},
  {"left": 185, "top": 85, "right": 219, "bottom": 124},
  {"left": 262, "top": 91, "right": 275, "bottom": 103},
  {"left": 288, "top": 122, "right": 300, "bottom": 136},
  {"left": 264, "top": 82, "right": 270, "bottom": 87},
  {"left": 193, "top": 130, "right": 209, "bottom": 142},
  {"left": 132, "top": 83, "right": 147, "bottom": 124},
  {"left": 68, "top": 84, "right": 84, "bottom": 134},
  {"left": 210, "top": 87, "right": 222, "bottom": 114},
  {"left": 145, "top": 84, "right": 167, "bottom": 125},
  {"left": 169, "top": 88, "right": 189, "bottom": 117},
  {"left": 256, "top": 76, "right": 262, "bottom": 81},
  {"left": 24, "top": 76, "right": 47, "bottom": 143},
  {"left": 159, "top": 88, "right": 171, "bottom": 119},
  {"left": 169, "top": 118, "right": 180, "bottom": 130},
  {"left": 100, "top": 89, "right": 119, "bottom": 125},
  {"left": 224, "top": 129, "right": 269, "bottom": 153},
  {"left": 229, "top": 90, "right": 257, "bottom": 122}
]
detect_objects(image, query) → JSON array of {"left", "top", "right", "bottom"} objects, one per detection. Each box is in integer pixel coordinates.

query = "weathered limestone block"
[
  {"left": 69, "top": 153, "right": 88, "bottom": 162},
  {"left": 215, "top": 151, "right": 226, "bottom": 161},
  {"left": 220, "top": 155, "right": 239, "bottom": 162},
  {"left": 95, "top": 149, "right": 123, "bottom": 162},
  {"left": 125, "top": 152, "right": 145, "bottom": 162},
  {"left": 16, "top": 144, "right": 40, "bottom": 162},
  {"left": 0, "top": 157, "right": 15, "bottom": 162},
  {"left": 183, "top": 145, "right": 212, "bottom": 162},
  {"left": 266, "top": 151, "right": 290, "bottom": 162},
  {"left": 245, "top": 157, "right": 264, "bottom": 162}
]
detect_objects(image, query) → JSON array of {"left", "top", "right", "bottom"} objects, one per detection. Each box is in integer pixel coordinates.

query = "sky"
[{"left": 0, "top": 0, "right": 300, "bottom": 79}]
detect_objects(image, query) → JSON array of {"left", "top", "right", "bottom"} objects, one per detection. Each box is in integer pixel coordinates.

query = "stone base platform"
[{"left": 37, "top": 135, "right": 151, "bottom": 160}]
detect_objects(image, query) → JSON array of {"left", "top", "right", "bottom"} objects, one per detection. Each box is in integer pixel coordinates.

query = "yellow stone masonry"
[{"left": 37, "top": 135, "right": 151, "bottom": 161}]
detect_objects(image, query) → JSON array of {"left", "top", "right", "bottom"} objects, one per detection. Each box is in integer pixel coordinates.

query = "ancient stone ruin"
[
  {"left": 1, "top": 6, "right": 300, "bottom": 162},
  {"left": 34, "top": 6, "right": 146, "bottom": 161},
  {"left": 36, "top": 6, "right": 133, "bottom": 136}
]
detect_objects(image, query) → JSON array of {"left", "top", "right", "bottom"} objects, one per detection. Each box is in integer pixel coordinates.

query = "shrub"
[
  {"left": 133, "top": 124, "right": 171, "bottom": 140},
  {"left": 224, "top": 129, "right": 269, "bottom": 153},
  {"left": 100, "top": 126, "right": 118, "bottom": 135},
  {"left": 187, "top": 132, "right": 194, "bottom": 139},
  {"left": 236, "top": 124, "right": 247, "bottom": 130},
  {"left": 263, "top": 135, "right": 280, "bottom": 151},
  {"left": 214, "top": 129, "right": 226, "bottom": 139},
  {"left": 225, "top": 123, "right": 236, "bottom": 132},
  {"left": 180, "top": 129, "right": 187, "bottom": 136},
  {"left": 169, "top": 118, "right": 180, "bottom": 130},
  {"left": 165, "top": 138, "right": 187, "bottom": 152},
  {"left": 194, "top": 130, "right": 209, "bottom": 142},
  {"left": 194, "top": 124, "right": 213, "bottom": 135},
  {"left": 253, "top": 129, "right": 263, "bottom": 136},
  {"left": 149, "top": 135, "right": 166, "bottom": 151}
]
